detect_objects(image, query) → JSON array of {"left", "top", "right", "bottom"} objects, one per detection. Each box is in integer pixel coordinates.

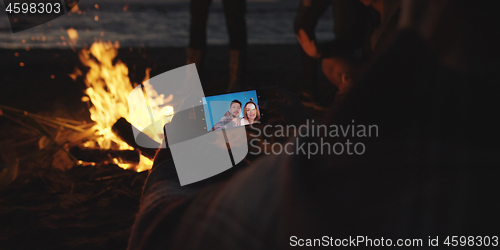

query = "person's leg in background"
[
  {"left": 222, "top": 0, "right": 247, "bottom": 92},
  {"left": 294, "top": 0, "right": 332, "bottom": 105},
  {"left": 187, "top": 0, "right": 213, "bottom": 72}
]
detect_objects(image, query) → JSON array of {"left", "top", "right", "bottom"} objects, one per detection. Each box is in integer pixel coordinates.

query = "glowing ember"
[
  {"left": 78, "top": 40, "right": 174, "bottom": 171},
  {"left": 70, "top": 4, "right": 79, "bottom": 13},
  {"left": 67, "top": 28, "right": 78, "bottom": 47}
]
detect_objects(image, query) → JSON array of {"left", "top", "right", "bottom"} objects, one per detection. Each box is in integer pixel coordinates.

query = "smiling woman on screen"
[{"left": 241, "top": 101, "right": 260, "bottom": 125}]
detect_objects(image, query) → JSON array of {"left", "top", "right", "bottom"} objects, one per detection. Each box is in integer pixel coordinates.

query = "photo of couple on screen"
[{"left": 202, "top": 90, "right": 260, "bottom": 131}]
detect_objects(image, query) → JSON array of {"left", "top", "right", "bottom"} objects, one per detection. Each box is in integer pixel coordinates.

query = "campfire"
[
  {"left": 1, "top": 37, "right": 174, "bottom": 176},
  {"left": 0, "top": 29, "right": 177, "bottom": 248},
  {"left": 76, "top": 40, "right": 174, "bottom": 172}
]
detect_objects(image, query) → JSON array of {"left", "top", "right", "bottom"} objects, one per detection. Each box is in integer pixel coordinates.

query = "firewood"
[
  {"left": 111, "top": 117, "right": 159, "bottom": 159},
  {"left": 69, "top": 146, "right": 140, "bottom": 163}
]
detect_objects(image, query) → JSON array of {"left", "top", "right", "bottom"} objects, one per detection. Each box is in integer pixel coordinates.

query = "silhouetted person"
[{"left": 129, "top": 1, "right": 499, "bottom": 249}]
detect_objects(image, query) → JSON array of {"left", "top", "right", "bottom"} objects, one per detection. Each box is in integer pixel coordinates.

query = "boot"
[
  {"left": 226, "top": 49, "right": 246, "bottom": 92},
  {"left": 186, "top": 48, "right": 204, "bottom": 72}
]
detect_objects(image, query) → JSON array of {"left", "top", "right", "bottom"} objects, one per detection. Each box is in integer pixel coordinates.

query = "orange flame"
[
  {"left": 78, "top": 40, "right": 173, "bottom": 172},
  {"left": 67, "top": 28, "right": 78, "bottom": 46}
]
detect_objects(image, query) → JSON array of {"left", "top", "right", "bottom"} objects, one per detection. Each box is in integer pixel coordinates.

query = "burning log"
[
  {"left": 112, "top": 117, "right": 160, "bottom": 159},
  {"left": 69, "top": 146, "right": 140, "bottom": 163}
]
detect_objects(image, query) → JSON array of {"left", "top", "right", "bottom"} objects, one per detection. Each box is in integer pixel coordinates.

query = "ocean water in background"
[{"left": 0, "top": 0, "right": 334, "bottom": 49}]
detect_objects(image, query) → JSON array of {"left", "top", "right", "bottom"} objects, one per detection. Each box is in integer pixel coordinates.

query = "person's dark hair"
[
  {"left": 243, "top": 101, "right": 260, "bottom": 122},
  {"left": 230, "top": 99, "right": 242, "bottom": 107}
]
